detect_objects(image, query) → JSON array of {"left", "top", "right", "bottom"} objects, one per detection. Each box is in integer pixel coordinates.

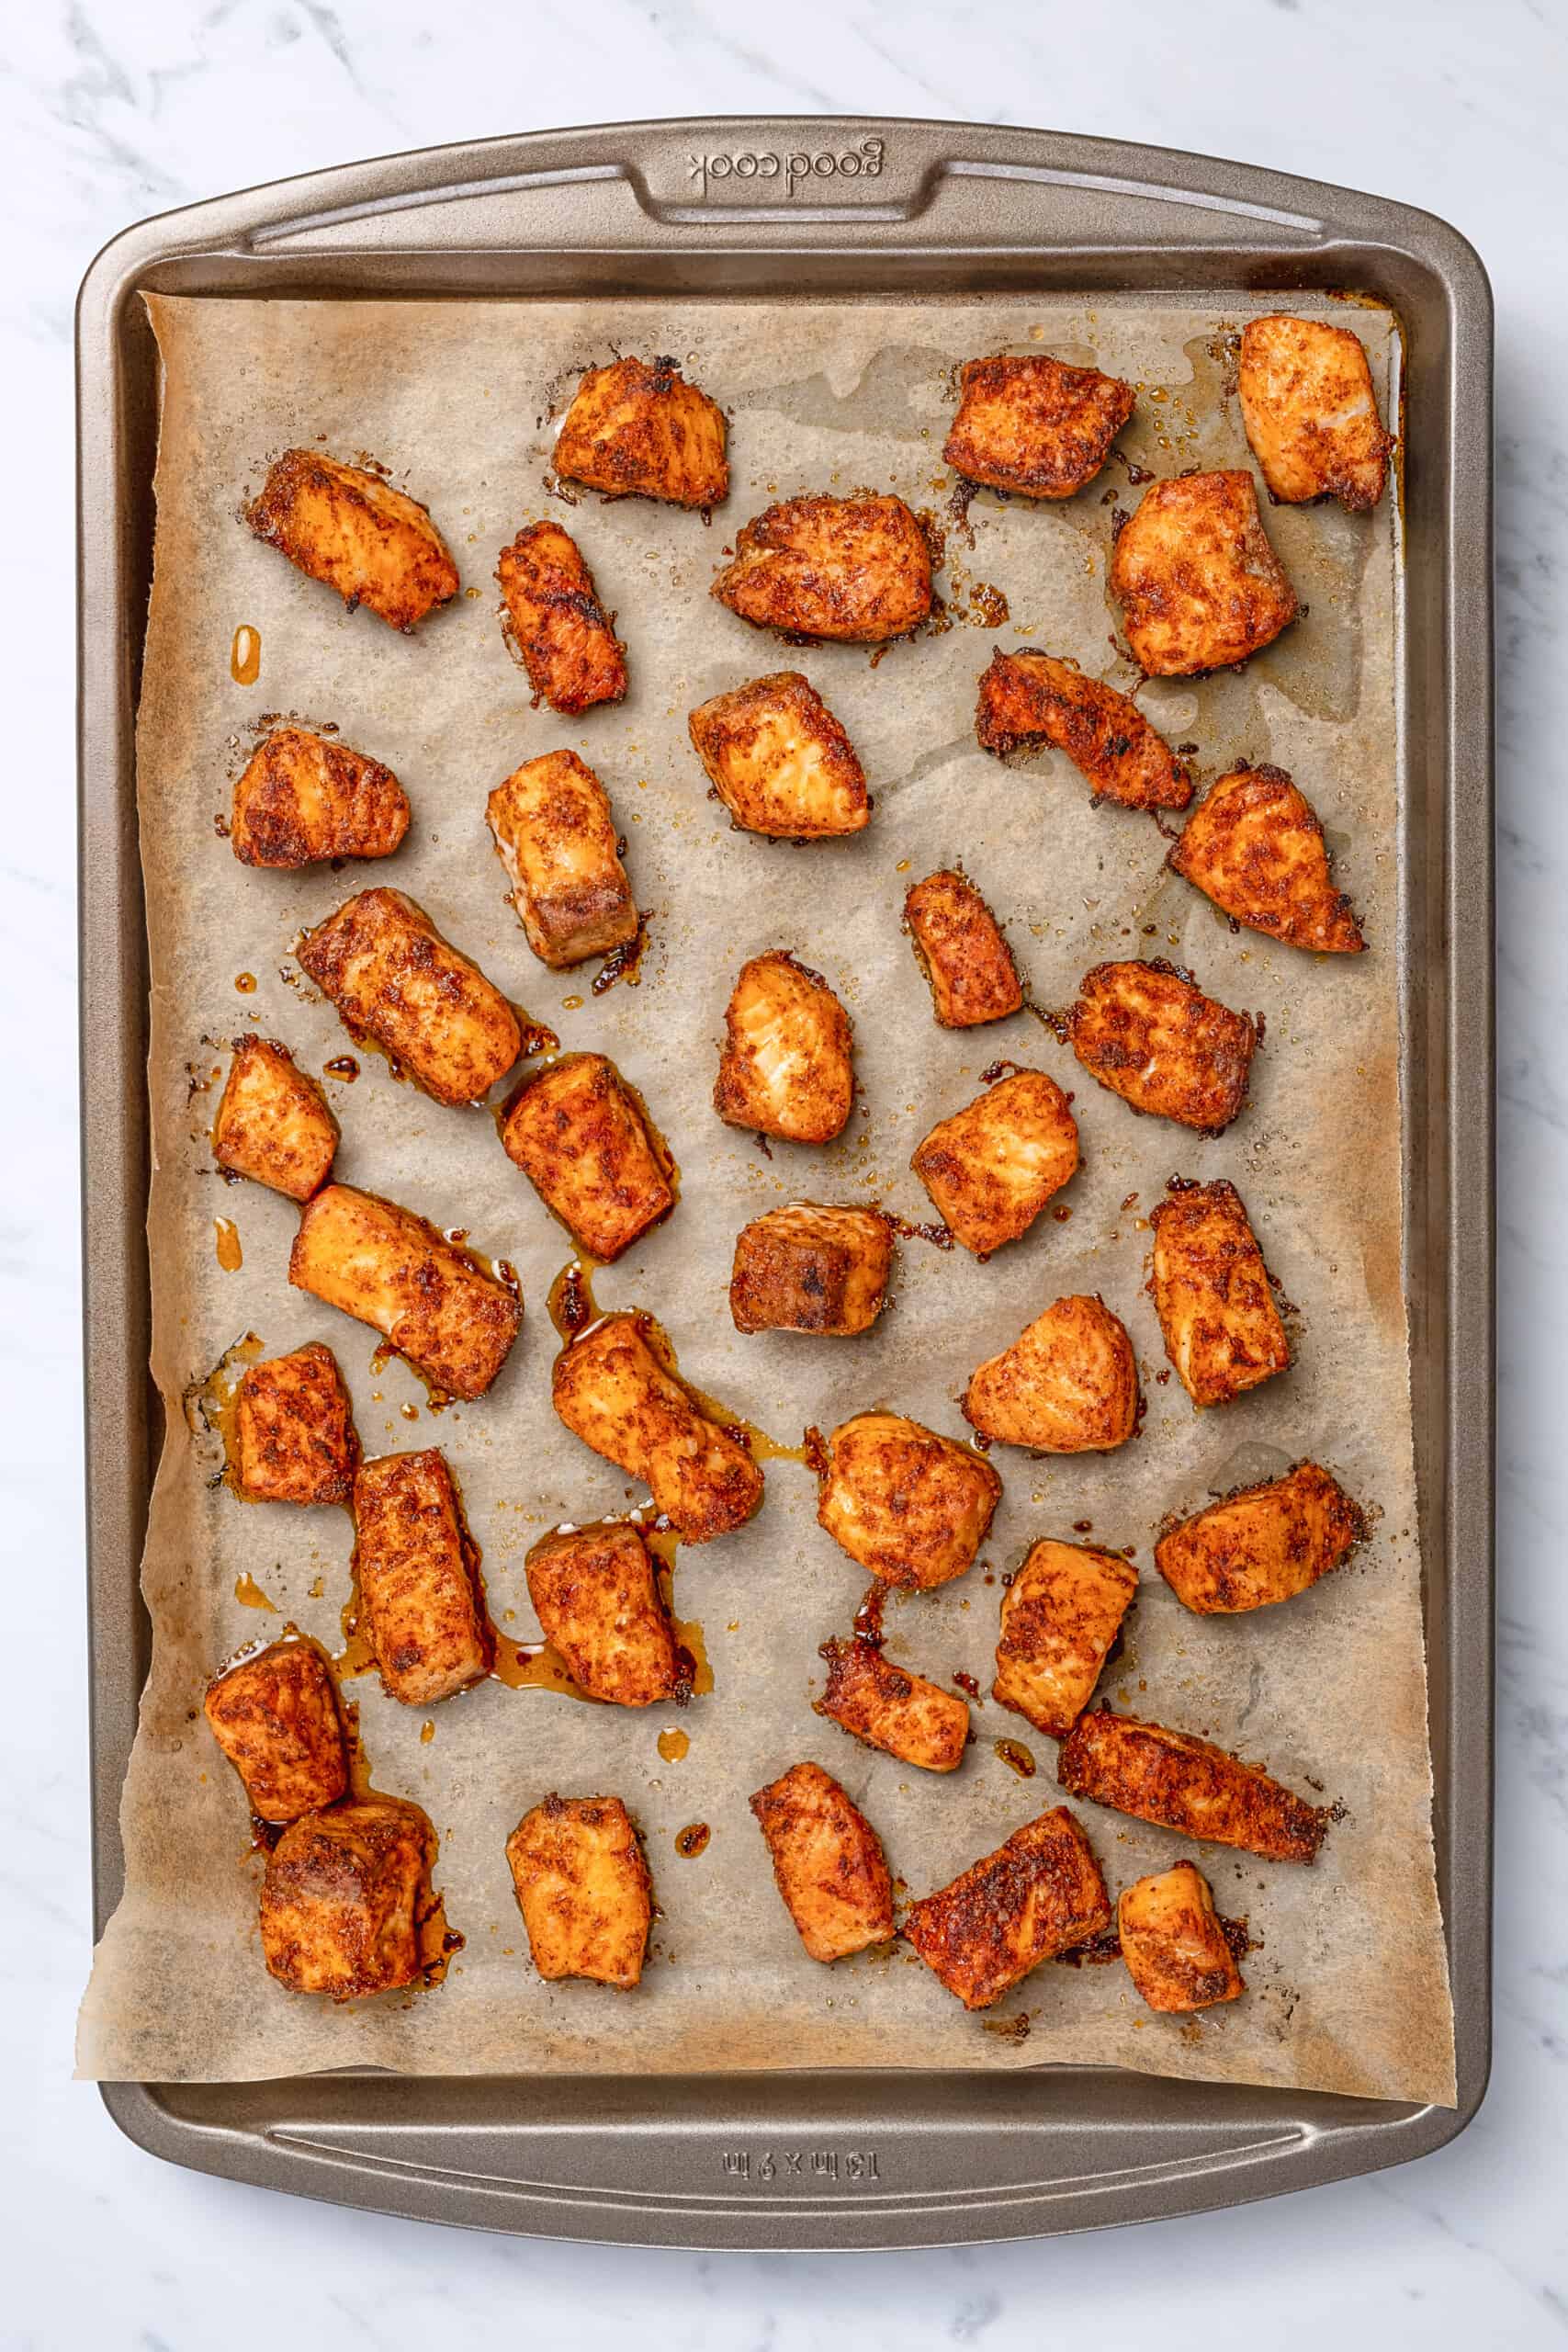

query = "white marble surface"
[{"left": 4, "top": 1, "right": 1564, "bottom": 2341}]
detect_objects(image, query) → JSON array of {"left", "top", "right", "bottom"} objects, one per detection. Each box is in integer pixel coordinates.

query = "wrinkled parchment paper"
[{"left": 77, "top": 292, "right": 1454, "bottom": 2103}]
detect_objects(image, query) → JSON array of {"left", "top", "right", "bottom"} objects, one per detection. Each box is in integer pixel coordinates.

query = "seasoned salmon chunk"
[
  {"left": 1149, "top": 1179, "right": 1290, "bottom": 1407},
  {"left": 750, "top": 1760, "right": 894, "bottom": 1962},
  {"left": 993, "top": 1538, "right": 1137, "bottom": 1736},
  {"left": 729, "top": 1203, "right": 892, "bottom": 1337},
  {"left": 551, "top": 1311, "right": 763, "bottom": 1543},
  {"left": 904, "top": 869, "right": 1023, "bottom": 1027},
  {"left": 507, "top": 1794, "right": 652, "bottom": 1987},
  {"left": 1119, "top": 1860, "right": 1245, "bottom": 2013},
  {"left": 230, "top": 727, "right": 410, "bottom": 869},
  {"left": 818, "top": 1411, "right": 1001, "bottom": 1589},
  {"left": 233, "top": 1340, "right": 359, "bottom": 1505},
  {"left": 352, "top": 1449, "right": 492, "bottom": 1706},
  {"left": 945, "top": 353, "right": 1134, "bottom": 497},
  {"left": 1168, "top": 763, "right": 1365, "bottom": 951},
  {"left": 555, "top": 355, "right": 728, "bottom": 509},
  {"left": 1238, "top": 313, "right": 1392, "bottom": 512},
  {"left": 245, "top": 448, "right": 457, "bottom": 630},
  {"left": 299, "top": 888, "right": 522, "bottom": 1108},
  {"left": 289, "top": 1183, "right": 522, "bottom": 1400},
  {"left": 1156, "top": 1462, "right": 1364, "bottom": 1614},
  {"left": 203, "top": 1639, "right": 347, "bottom": 1823},
  {"left": 1057, "top": 1711, "right": 1331, "bottom": 1863},
  {"left": 688, "top": 671, "right": 869, "bottom": 839},
  {"left": 713, "top": 492, "right": 932, "bottom": 643},
  {"left": 525, "top": 1521, "right": 680, "bottom": 1707},
  {"left": 487, "top": 749, "right": 638, "bottom": 970},
  {"left": 260, "top": 1796, "right": 437, "bottom": 1999},
  {"left": 496, "top": 520, "right": 626, "bottom": 714},
  {"left": 904, "top": 1807, "right": 1111, "bottom": 2009},
  {"left": 212, "top": 1036, "right": 339, "bottom": 1201},
  {"left": 714, "top": 951, "right": 854, "bottom": 1144},
  {"left": 501, "top": 1053, "right": 675, "bottom": 1263},
  {"left": 1068, "top": 959, "right": 1258, "bottom": 1133},
  {"left": 817, "top": 1636, "right": 969, "bottom": 1772},
  {"left": 964, "top": 1295, "right": 1140, "bottom": 1454},
  {"left": 975, "top": 650, "right": 1193, "bottom": 811},
  {"left": 1111, "top": 470, "right": 1297, "bottom": 674},
  {"left": 911, "top": 1069, "right": 1078, "bottom": 1257}
]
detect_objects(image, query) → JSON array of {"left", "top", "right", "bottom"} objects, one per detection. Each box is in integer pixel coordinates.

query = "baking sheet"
[{"left": 75, "top": 291, "right": 1454, "bottom": 2104}]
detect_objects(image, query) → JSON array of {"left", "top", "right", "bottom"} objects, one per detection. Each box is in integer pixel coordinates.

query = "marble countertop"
[{"left": 6, "top": 1, "right": 1564, "bottom": 2343}]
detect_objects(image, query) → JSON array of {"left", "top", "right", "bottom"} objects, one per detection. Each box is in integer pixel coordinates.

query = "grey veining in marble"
[{"left": 6, "top": 0, "right": 1565, "bottom": 2343}]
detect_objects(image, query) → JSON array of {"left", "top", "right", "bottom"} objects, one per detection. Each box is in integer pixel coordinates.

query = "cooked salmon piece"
[
  {"left": 289, "top": 1183, "right": 522, "bottom": 1401},
  {"left": 750, "top": 1760, "right": 894, "bottom": 1962},
  {"left": 1067, "top": 959, "right": 1258, "bottom": 1134},
  {"left": 1057, "top": 1710, "right": 1331, "bottom": 1863},
  {"left": 944, "top": 353, "right": 1134, "bottom": 498},
  {"left": 298, "top": 888, "right": 522, "bottom": 1108},
  {"left": 1155, "top": 1462, "right": 1364, "bottom": 1614},
  {"left": 501, "top": 1053, "right": 675, "bottom": 1264},
  {"left": 212, "top": 1036, "right": 339, "bottom": 1201},
  {"left": 1119, "top": 1860, "right": 1245, "bottom": 2012},
  {"left": 904, "top": 1807, "right": 1111, "bottom": 2009},
  {"left": 551, "top": 1311, "right": 763, "bottom": 1544},
  {"left": 203, "top": 1640, "right": 347, "bottom": 1823},
  {"left": 507, "top": 1794, "right": 653, "bottom": 1986},
  {"left": 487, "top": 749, "right": 638, "bottom": 970},
  {"left": 817, "top": 1636, "right": 969, "bottom": 1773},
  {"left": 713, "top": 951, "right": 854, "bottom": 1144},
  {"left": 352, "top": 1448, "right": 492, "bottom": 1706},
  {"left": 975, "top": 650, "right": 1192, "bottom": 811},
  {"left": 554, "top": 355, "right": 728, "bottom": 509},
  {"left": 688, "top": 671, "right": 869, "bottom": 839},
  {"left": 817, "top": 1411, "right": 1001, "bottom": 1590},
  {"left": 230, "top": 727, "right": 410, "bottom": 869},
  {"left": 992, "top": 1538, "right": 1137, "bottom": 1737},
  {"left": 525, "top": 1521, "right": 681, "bottom": 1707},
  {"left": 1238, "top": 313, "right": 1392, "bottom": 511},
  {"left": 496, "top": 520, "right": 626, "bottom": 714},
  {"left": 964, "top": 1295, "right": 1140, "bottom": 1454},
  {"left": 904, "top": 869, "right": 1023, "bottom": 1027},
  {"left": 1168, "top": 763, "right": 1365, "bottom": 952},
  {"left": 245, "top": 448, "right": 457, "bottom": 629},
  {"left": 1149, "top": 1178, "right": 1290, "bottom": 1408},
  {"left": 712, "top": 492, "right": 932, "bottom": 643},
  {"left": 1111, "top": 470, "right": 1297, "bottom": 674},
  {"left": 259, "top": 1796, "right": 437, "bottom": 1999},
  {"left": 911, "top": 1069, "right": 1078, "bottom": 1257},
  {"left": 729, "top": 1203, "right": 892, "bottom": 1336},
  {"left": 233, "top": 1340, "right": 359, "bottom": 1506}
]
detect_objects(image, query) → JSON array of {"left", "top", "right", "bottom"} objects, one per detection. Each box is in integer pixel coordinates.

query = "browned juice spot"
[{"left": 230, "top": 624, "right": 261, "bottom": 685}]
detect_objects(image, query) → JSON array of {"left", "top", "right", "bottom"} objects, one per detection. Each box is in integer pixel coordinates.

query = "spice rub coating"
[
  {"left": 911, "top": 1069, "right": 1078, "bottom": 1258},
  {"left": 688, "top": 671, "right": 870, "bottom": 839},
  {"left": 1156, "top": 1462, "right": 1364, "bottom": 1614},
  {"left": 944, "top": 353, "right": 1135, "bottom": 499},
  {"left": 903, "top": 1806, "right": 1111, "bottom": 2009},
  {"left": 1068, "top": 958, "right": 1258, "bottom": 1134},
  {"left": 712, "top": 492, "right": 933, "bottom": 643},
  {"left": 289, "top": 1182, "right": 521, "bottom": 1401},
  {"left": 750, "top": 1760, "right": 894, "bottom": 1962},
  {"left": 1118, "top": 1860, "right": 1245, "bottom": 2013},
  {"left": 525, "top": 1521, "right": 681, "bottom": 1708},
  {"left": 1110, "top": 470, "right": 1297, "bottom": 674},
  {"left": 1149, "top": 1178, "right": 1290, "bottom": 1408},
  {"left": 245, "top": 448, "right": 457, "bottom": 630},
  {"left": 730, "top": 1202, "right": 892, "bottom": 1337},
  {"left": 554, "top": 356, "right": 728, "bottom": 510},
  {"left": 975, "top": 650, "right": 1192, "bottom": 811},
  {"left": 993, "top": 1539, "right": 1138, "bottom": 1737},
  {"left": 507, "top": 1793, "right": 653, "bottom": 1987},
  {"left": 818, "top": 1636, "right": 970, "bottom": 1773},
  {"left": 551, "top": 1311, "right": 763, "bottom": 1544},
  {"left": 487, "top": 749, "right": 638, "bottom": 970},
  {"left": 352, "top": 1448, "right": 492, "bottom": 1706},
  {"left": 230, "top": 727, "right": 410, "bottom": 869},
  {"left": 1238, "top": 313, "right": 1392, "bottom": 512},
  {"left": 1058, "top": 1710, "right": 1331, "bottom": 1863},
  {"left": 501, "top": 1053, "right": 675, "bottom": 1264},
  {"left": 904, "top": 868, "right": 1023, "bottom": 1027},
  {"left": 496, "top": 520, "right": 626, "bottom": 714},
  {"left": 298, "top": 888, "right": 521, "bottom": 1107},
  {"left": 1168, "top": 763, "right": 1365, "bottom": 952},
  {"left": 964, "top": 1295, "right": 1140, "bottom": 1454},
  {"left": 204, "top": 1640, "right": 347, "bottom": 1823},
  {"left": 212, "top": 1036, "right": 339, "bottom": 1201},
  {"left": 818, "top": 1411, "right": 1001, "bottom": 1590},
  {"left": 259, "top": 1795, "right": 436, "bottom": 1999},
  {"left": 233, "top": 1340, "right": 359, "bottom": 1506}
]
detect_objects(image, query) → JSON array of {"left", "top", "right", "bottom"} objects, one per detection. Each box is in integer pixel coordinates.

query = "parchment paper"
[{"left": 77, "top": 291, "right": 1455, "bottom": 2103}]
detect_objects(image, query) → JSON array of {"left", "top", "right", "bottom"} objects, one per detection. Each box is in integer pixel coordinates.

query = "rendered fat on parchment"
[{"left": 76, "top": 292, "right": 1454, "bottom": 2104}]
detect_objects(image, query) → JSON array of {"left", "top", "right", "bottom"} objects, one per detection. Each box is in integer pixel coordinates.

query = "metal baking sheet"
[{"left": 76, "top": 116, "right": 1494, "bottom": 2247}]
